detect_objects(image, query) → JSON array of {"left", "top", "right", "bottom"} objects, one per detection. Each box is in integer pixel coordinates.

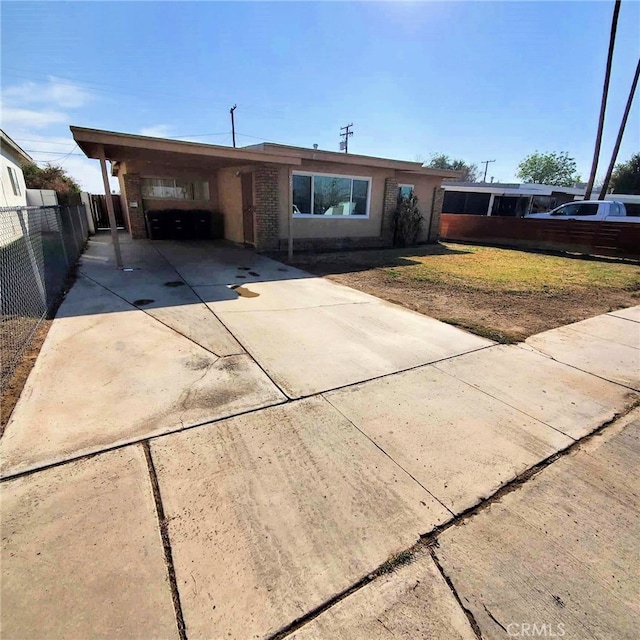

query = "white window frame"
[
  {"left": 140, "top": 176, "right": 209, "bottom": 201},
  {"left": 398, "top": 184, "right": 414, "bottom": 198},
  {"left": 7, "top": 166, "right": 21, "bottom": 196},
  {"left": 292, "top": 171, "right": 372, "bottom": 219}
]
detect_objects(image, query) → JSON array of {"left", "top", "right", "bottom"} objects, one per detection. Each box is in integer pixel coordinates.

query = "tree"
[
  {"left": 610, "top": 153, "right": 640, "bottom": 194},
  {"left": 516, "top": 152, "right": 581, "bottom": 187},
  {"left": 22, "top": 162, "right": 81, "bottom": 193},
  {"left": 426, "top": 153, "right": 479, "bottom": 182}
]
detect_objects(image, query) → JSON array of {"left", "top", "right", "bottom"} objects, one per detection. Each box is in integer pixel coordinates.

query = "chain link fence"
[{"left": 1, "top": 205, "right": 89, "bottom": 389}]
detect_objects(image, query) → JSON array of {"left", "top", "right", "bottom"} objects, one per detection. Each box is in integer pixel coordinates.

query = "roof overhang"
[
  {"left": 396, "top": 168, "right": 463, "bottom": 179},
  {"left": 70, "top": 126, "right": 302, "bottom": 169},
  {"left": 1, "top": 129, "right": 33, "bottom": 164},
  {"left": 71, "top": 127, "right": 462, "bottom": 179},
  {"left": 254, "top": 142, "right": 461, "bottom": 177}
]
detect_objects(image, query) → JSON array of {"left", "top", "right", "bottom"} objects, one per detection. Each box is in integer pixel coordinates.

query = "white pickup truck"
[{"left": 525, "top": 200, "right": 637, "bottom": 221}]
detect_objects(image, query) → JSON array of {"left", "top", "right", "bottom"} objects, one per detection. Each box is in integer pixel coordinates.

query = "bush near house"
[{"left": 393, "top": 193, "right": 422, "bottom": 247}]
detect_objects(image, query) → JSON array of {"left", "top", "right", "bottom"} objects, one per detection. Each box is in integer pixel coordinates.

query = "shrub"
[{"left": 393, "top": 193, "right": 422, "bottom": 247}]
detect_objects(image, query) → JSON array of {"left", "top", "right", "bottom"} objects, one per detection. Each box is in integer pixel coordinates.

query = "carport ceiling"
[{"left": 70, "top": 126, "right": 302, "bottom": 168}]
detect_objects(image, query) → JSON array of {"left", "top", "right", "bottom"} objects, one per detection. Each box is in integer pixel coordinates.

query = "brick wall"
[
  {"left": 428, "top": 186, "right": 444, "bottom": 242},
  {"left": 253, "top": 164, "right": 280, "bottom": 251},
  {"left": 381, "top": 177, "right": 399, "bottom": 244},
  {"left": 122, "top": 173, "right": 146, "bottom": 239}
]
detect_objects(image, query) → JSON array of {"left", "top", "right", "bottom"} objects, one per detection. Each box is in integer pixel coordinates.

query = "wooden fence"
[
  {"left": 90, "top": 194, "right": 126, "bottom": 230},
  {"left": 439, "top": 214, "right": 640, "bottom": 259}
]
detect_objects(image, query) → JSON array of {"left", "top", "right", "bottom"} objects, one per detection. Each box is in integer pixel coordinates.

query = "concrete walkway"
[{"left": 1, "top": 234, "right": 639, "bottom": 639}]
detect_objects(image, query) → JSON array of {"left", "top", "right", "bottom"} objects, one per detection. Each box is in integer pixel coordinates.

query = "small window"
[
  {"left": 141, "top": 177, "right": 209, "bottom": 200},
  {"left": 7, "top": 166, "right": 21, "bottom": 196},
  {"left": 398, "top": 184, "right": 414, "bottom": 199}
]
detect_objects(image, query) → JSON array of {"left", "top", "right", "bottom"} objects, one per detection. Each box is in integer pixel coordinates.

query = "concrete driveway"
[{"left": 1, "top": 233, "right": 639, "bottom": 639}]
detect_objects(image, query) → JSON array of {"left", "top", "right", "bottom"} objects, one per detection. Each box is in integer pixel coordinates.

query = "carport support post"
[
  {"left": 98, "top": 145, "right": 123, "bottom": 269},
  {"left": 287, "top": 168, "right": 293, "bottom": 261}
]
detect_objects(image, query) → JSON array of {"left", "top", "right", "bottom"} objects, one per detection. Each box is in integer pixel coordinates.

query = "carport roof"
[
  {"left": 70, "top": 126, "right": 460, "bottom": 178},
  {"left": 70, "top": 126, "right": 302, "bottom": 169}
]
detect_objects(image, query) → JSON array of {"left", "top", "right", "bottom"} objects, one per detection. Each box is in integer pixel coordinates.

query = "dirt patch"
[
  {"left": 287, "top": 243, "right": 640, "bottom": 344},
  {"left": 1, "top": 320, "right": 52, "bottom": 436},
  {"left": 1, "top": 263, "right": 79, "bottom": 436}
]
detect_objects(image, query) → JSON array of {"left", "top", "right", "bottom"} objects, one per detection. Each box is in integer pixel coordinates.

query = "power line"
[
  {"left": 57, "top": 144, "right": 79, "bottom": 167},
  {"left": 13, "top": 137, "right": 76, "bottom": 145},
  {"left": 25, "top": 149, "right": 84, "bottom": 156},
  {"left": 2, "top": 66, "right": 291, "bottom": 117}
]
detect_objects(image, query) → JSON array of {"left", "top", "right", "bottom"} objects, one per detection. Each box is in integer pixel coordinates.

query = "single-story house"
[
  {"left": 70, "top": 126, "right": 459, "bottom": 252},
  {"left": 440, "top": 182, "right": 586, "bottom": 217},
  {"left": 1, "top": 130, "right": 32, "bottom": 208}
]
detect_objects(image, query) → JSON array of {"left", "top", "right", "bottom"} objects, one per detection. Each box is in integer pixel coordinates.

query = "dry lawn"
[{"left": 288, "top": 243, "right": 640, "bottom": 343}]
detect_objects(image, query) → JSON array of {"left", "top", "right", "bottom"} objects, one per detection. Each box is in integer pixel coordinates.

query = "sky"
[{"left": 1, "top": 1, "right": 639, "bottom": 193}]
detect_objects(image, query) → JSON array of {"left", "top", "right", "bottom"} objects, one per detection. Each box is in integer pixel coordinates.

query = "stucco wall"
[
  {"left": 217, "top": 167, "right": 244, "bottom": 244},
  {"left": 1, "top": 146, "right": 28, "bottom": 208},
  {"left": 278, "top": 160, "right": 391, "bottom": 240},
  {"left": 277, "top": 160, "right": 441, "bottom": 243}
]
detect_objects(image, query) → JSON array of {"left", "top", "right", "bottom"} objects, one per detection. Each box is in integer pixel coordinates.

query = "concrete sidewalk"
[{"left": 1, "top": 234, "right": 639, "bottom": 639}]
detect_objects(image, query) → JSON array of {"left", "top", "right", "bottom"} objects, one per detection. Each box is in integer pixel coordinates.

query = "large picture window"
[
  {"left": 292, "top": 172, "right": 370, "bottom": 217},
  {"left": 141, "top": 177, "right": 209, "bottom": 200}
]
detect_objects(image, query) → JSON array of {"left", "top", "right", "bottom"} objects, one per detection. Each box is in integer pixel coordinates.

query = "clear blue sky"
[{"left": 2, "top": 1, "right": 639, "bottom": 192}]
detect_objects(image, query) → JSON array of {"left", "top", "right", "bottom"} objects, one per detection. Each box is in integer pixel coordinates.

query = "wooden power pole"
[
  {"left": 230, "top": 104, "right": 237, "bottom": 148},
  {"left": 481, "top": 159, "right": 495, "bottom": 183},
  {"left": 599, "top": 58, "right": 640, "bottom": 198},
  {"left": 584, "top": 0, "right": 621, "bottom": 200},
  {"left": 340, "top": 124, "right": 353, "bottom": 153}
]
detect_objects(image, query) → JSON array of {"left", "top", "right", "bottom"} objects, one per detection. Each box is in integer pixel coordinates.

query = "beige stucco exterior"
[
  {"left": 276, "top": 160, "right": 441, "bottom": 242},
  {"left": 278, "top": 162, "right": 389, "bottom": 240},
  {"left": 71, "top": 126, "right": 459, "bottom": 250}
]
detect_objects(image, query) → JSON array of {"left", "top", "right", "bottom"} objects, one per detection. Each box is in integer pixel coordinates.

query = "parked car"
[{"left": 524, "top": 200, "right": 638, "bottom": 222}]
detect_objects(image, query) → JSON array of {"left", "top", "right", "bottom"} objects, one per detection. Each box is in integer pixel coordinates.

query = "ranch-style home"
[{"left": 70, "top": 126, "right": 459, "bottom": 252}]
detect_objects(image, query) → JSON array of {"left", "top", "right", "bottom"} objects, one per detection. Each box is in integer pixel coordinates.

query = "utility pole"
[
  {"left": 230, "top": 104, "right": 237, "bottom": 148},
  {"left": 599, "top": 57, "right": 640, "bottom": 199},
  {"left": 340, "top": 124, "right": 353, "bottom": 153},
  {"left": 481, "top": 159, "right": 495, "bottom": 182},
  {"left": 584, "top": 0, "right": 621, "bottom": 200}
]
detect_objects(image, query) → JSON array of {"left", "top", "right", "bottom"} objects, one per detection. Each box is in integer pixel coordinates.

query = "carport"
[{"left": 70, "top": 126, "right": 301, "bottom": 267}]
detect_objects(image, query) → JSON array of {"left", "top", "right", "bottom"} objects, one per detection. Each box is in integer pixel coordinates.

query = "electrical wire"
[{"left": 3, "top": 66, "right": 290, "bottom": 117}]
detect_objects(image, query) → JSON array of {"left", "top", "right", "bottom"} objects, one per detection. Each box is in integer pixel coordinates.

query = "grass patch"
[
  {"left": 289, "top": 242, "right": 640, "bottom": 342},
  {"left": 383, "top": 243, "right": 640, "bottom": 294}
]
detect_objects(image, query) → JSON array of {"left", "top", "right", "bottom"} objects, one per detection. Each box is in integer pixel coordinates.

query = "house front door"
[{"left": 241, "top": 172, "right": 254, "bottom": 245}]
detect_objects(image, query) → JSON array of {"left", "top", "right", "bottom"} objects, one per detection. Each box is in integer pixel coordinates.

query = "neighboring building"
[
  {"left": 440, "top": 182, "right": 586, "bottom": 217},
  {"left": 1, "top": 130, "right": 32, "bottom": 208},
  {"left": 70, "top": 126, "right": 459, "bottom": 251}
]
